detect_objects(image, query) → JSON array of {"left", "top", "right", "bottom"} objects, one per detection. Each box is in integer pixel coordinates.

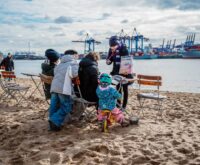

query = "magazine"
[{"left": 119, "top": 56, "right": 133, "bottom": 74}]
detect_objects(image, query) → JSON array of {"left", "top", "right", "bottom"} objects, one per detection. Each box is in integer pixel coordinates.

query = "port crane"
[
  {"left": 107, "top": 28, "right": 149, "bottom": 54},
  {"left": 72, "top": 33, "right": 101, "bottom": 54}
]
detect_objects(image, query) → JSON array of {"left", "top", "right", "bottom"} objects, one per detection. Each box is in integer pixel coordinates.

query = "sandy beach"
[{"left": 0, "top": 78, "right": 200, "bottom": 165}]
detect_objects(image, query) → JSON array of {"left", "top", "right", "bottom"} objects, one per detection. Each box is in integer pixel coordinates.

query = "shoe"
[{"left": 48, "top": 120, "right": 61, "bottom": 131}]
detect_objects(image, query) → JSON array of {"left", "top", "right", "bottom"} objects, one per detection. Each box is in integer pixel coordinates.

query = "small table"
[{"left": 21, "top": 73, "right": 43, "bottom": 97}]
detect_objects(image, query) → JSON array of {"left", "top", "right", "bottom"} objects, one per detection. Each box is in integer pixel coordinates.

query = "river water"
[{"left": 14, "top": 59, "right": 200, "bottom": 93}]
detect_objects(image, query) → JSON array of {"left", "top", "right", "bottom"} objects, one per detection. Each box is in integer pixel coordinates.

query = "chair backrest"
[
  {"left": 39, "top": 74, "right": 53, "bottom": 85},
  {"left": 72, "top": 77, "right": 83, "bottom": 98},
  {"left": 1, "top": 71, "right": 16, "bottom": 79},
  {"left": 137, "top": 74, "right": 162, "bottom": 91},
  {"left": 72, "top": 77, "right": 80, "bottom": 85}
]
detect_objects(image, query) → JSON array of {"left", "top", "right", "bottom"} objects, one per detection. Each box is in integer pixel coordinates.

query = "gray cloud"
[
  {"left": 97, "top": 13, "right": 112, "bottom": 20},
  {"left": 176, "top": 25, "right": 200, "bottom": 35},
  {"left": 54, "top": 16, "right": 74, "bottom": 24},
  {"left": 48, "top": 26, "right": 62, "bottom": 31},
  {"left": 24, "top": 24, "right": 36, "bottom": 29},
  {"left": 102, "top": 13, "right": 111, "bottom": 19},
  {"left": 151, "top": 0, "right": 200, "bottom": 10},
  {"left": 121, "top": 19, "right": 128, "bottom": 24},
  {"left": 101, "top": 0, "right": 200, "bottom": 11},
  {"left": 54, "top": 33, "right": 66, "bottom": 37},
  {"left": 178, "top": 0, "right": 200, "bottom": 10},
  {"left": 77, "top": 30, "right": 87, "bottom": 36}
]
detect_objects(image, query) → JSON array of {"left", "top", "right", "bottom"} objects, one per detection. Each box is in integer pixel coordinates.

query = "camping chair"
[
  {"left": 72, "top": 77, "right": 97, "bottom": 121},
  {"left": 0, "top": 71, "right": 30, "bottom": 105},
  {"left": 136, "top": 74, "right": 166, "bottom": 117}
]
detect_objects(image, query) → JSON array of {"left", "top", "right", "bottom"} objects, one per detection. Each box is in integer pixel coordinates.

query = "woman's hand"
[{"left": 106, "top": 59, "right": 111, "bottom": 65}]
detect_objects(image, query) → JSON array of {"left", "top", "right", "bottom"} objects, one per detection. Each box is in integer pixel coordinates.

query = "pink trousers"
[{"left": 97, "top": 108, "right": 124, "bottom": 123}]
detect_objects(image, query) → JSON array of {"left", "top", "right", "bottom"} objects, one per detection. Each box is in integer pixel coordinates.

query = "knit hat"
[
  {"left": 45, "top": 49, "right": 60, "bottom": 63},
  {"left": 99, "top": 73, "right": 112, "bottom": 87},
  {"left": 109, "top": 36, "right": 119, "bottom": 47}
]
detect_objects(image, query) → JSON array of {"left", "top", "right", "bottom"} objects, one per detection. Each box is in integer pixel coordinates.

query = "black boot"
[{"left": 48, "top": 120, "right": 61, "bottom": 131}]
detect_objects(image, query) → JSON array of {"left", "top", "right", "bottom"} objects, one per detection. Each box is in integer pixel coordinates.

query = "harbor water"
[{"left": 15, "top": 59, "right": 200, "bottom": 93}]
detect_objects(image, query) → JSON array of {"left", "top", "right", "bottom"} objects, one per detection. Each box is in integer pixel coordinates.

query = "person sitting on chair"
[
  {"left": 96, "top": 73, "right": 129, "bottom": 127},
  {"left": 78, "top": 52, "right": 100, "bottom": 103},
  {"left": 48, "top": 49, "right": 79, "bottom": 131},
  {"left": 41, "top": 49, "right": 60, "bottom": 99}
]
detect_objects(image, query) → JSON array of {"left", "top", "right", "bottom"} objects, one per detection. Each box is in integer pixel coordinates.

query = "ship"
[
  {"left": 13, "top": 51, "right": 45, "bottom": 60},
  {"left": 182, "top": 44, "right": 200, "bottom": 59}
]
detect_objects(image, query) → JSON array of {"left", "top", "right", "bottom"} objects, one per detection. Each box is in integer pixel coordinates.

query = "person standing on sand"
[
  {"left": 106, "top": 36, "right": 133, "bottom": 110},
  {"left": 0, "top": 53, "right": 14, "bottom": 71},
  {"left": 96, "top": 73, "right": 129, "bottom": 127},
  {"left": 41, "top": 49, "right": 60, "bottom": 99},
  {"left": 48, "top": 50, "right": 79, "bottom": 131}
]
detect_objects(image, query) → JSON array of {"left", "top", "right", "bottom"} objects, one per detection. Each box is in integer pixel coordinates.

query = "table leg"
[{"left": 29, "top": 76, "right": 43, "bottom": 97}]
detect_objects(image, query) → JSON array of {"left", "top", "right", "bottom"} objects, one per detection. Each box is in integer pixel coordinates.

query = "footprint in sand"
[
  {"left": 88, "top": 145, "right": 110, "bottom": 155},
  {"left": 8, "top": 154, "right": 24, "bottom": 165},
  {"left": 72, "top": 150, "right": 87, "bottom": 161},
  {"left": 50, "top": 152, "right": 62, "bottom": 164}
]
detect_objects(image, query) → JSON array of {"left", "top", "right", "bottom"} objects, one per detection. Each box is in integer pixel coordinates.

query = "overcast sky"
[{"left": 0, "top": 0, "right": 200, "bottom": 54}]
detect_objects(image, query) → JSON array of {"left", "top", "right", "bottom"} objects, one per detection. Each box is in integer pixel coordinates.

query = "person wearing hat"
[
  {"left": 41, "top": 49, "right": 60, "bottom": 99},
  {"left": 96, "top": 73, "right": 129, "bottom": 127},
  {"left": 48, "top": 49, "right": 79, "bottom": 131},
  {"left": 106, "top": 36, "right": 133, "bottom": 110}
]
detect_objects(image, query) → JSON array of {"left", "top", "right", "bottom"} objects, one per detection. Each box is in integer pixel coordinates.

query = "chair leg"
[
  {"left": 16, "top": 89, "right": 29, "bottom": 105},
  {"left": 155, "top": 100, "right": 165, "bottom": 121},
  {"left": 137, "top": 97, "right": 145, "bottom": 117}
]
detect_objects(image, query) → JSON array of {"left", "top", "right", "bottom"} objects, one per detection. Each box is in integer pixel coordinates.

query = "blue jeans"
[{"left": 49, "top": 93, "right": 72, "bottom": 127}]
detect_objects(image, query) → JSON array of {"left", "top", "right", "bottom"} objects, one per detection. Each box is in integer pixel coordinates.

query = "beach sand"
[{"left": 0, "top": 78, "right": 200, "bottom": 165}]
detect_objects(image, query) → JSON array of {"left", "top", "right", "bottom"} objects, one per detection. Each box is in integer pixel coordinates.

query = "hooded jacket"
[
  {"left": 50, "top": 55, "right": 78, "bottom": 95},
  {"left": 96, "top": 85, "right": 121, "bottom": 110},
  {"left": 78, "top": 57, "right": 99, "bottom": 102}
]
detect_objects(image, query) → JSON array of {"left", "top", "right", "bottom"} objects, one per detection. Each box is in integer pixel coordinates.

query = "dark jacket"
[
  {"left": 41, "top": 62, "right": 56, "bottom": 99},
  {"left": 107, "top": 44, "right": 133, "bottom": 79},
  {"left": 78, "top": 57, "right": 99, "bottom": 102},
  {"left": 0, "top": 56, "right": 14, "bottom": 71}
]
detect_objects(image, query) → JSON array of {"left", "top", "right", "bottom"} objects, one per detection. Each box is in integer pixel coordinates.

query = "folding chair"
[
  {"left": 39, "top": 73, "right": 53, "bottom": 105},
  {"left": 0, "top": 71, "right": 18, "bottom": 87},
  {"left": 0, "top": 71, "right": 30, "bottom": 105},
  {"left": 136, "top": 74, "right": 167, "bottom": 117},
  {"left": 39, "top": 73, "right": 54, "bottom": 118},
  {"left": 72, "top": 77, "right": 97, "bottom": 121}
]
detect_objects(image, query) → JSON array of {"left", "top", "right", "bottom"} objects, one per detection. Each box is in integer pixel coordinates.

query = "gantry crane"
[{"left": 72, "top": 33, "right": 101, "bottom": 54}]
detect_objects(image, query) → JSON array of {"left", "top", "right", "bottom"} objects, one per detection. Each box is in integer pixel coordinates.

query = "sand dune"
[{"left": 0, "top": 78, "right": 200, "bottom": 165}]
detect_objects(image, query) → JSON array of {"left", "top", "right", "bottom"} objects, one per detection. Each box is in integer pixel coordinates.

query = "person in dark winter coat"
[
  {"left": 106, "top": 36, "right": 133, "bottom": 109},
  {"left": 0, "top": 53, "right": 14, "bottom": 71},
  {"left": 78, "top": 52, "right": 100, "bottom": 103},
  {"left": 41, "top": 49, "right": 60, "bottom": 99}
]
